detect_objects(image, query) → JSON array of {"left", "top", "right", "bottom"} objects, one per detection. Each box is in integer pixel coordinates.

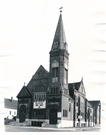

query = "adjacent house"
[{"left": 4, "top": 97, "right": 17, "bottom": 119}]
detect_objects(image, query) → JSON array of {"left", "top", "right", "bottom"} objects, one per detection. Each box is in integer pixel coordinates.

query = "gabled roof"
[
  {"left": 68, "top": 78, "right": 86, "bottom": 96},
  {"left": 68, "top": 82, "right": 81, "bottom": 91},
  {"left": 32, "top": 65, "right": 49, "bottom": 79},
  {"left": 4, "top": 98, "right": 17, "bottom": 110},
  {"left": 26, "top": 65, "right": 49, "bottom": 93},
  {"left": 89, "top": 101, "right": 101, "bottom": 107},
  {"left": 51, "top": 12, "right": 68, "bottom": 51},
  {"left": 17, "top": 86, "right": 32, "bottom": 98}
]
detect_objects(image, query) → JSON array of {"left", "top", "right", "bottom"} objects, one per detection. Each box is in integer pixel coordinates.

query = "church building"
[{"left": 16, "top": 10, "right": 101, "bottom": 128}]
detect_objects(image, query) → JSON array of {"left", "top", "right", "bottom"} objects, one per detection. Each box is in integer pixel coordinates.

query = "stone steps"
[
  {"left": 7, "top": 121, "right": 27, "bottom": 126},
  {"left": 43, "top": 124, "right": 57, "bottom": 128}
]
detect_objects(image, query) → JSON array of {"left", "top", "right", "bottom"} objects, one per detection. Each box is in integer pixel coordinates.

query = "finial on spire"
[
  {"left": 59, "top": 7, "right": 63, "bottom": 13},
  {"left": 24, "top": 82, "right": 25, "bottom": 86},
  {"left": 81, "top": 76, "right": 83, "bottom": 80},
  {"left": 81, "top": 76, "right": 83, "bottom": 82}
]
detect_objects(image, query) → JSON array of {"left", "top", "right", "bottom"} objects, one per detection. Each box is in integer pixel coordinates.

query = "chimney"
[{"left": 11, "top": 97, "right": 13, "bottom": 102}]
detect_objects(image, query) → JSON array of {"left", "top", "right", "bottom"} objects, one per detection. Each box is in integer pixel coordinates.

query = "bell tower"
[
  {"left": 46, "top": 9, "right": 70, "bottom": 125},
  {"left": 49, "top": 9, "right": 69, "bottom": 95}
]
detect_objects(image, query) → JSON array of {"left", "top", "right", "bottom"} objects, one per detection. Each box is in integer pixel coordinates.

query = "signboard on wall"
[{"left": 33, "top": 100, "right": 46, "bottom": 108}]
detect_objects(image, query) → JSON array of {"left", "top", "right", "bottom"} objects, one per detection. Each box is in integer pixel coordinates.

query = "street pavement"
[{"left": 4, "top": 125, "right": 101, "bottom": 132}]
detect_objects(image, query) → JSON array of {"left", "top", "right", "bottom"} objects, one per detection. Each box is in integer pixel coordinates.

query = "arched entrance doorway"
[
  {"left": 49, "top": 109, "right": 57, "bottom": 124},
  {"left": 19, "top": 105, "right": 26, "bottom": 122}
]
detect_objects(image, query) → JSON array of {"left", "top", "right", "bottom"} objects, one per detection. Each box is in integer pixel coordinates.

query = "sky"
[{"left": 0, "top": 0, "right": 106, "bottom": 112}]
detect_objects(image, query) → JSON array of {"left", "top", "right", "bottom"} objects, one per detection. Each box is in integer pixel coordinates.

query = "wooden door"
[
  {"left": 49, "top": 109, "right": 57, "bottom": 124},
  {"left": 19, "top": 105, "right": 26, "bottom": 122}
]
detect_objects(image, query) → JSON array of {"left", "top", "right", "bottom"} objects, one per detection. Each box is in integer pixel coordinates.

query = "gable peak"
[{"left": 17, "top": 86, "right": 32, "bottom": 98}]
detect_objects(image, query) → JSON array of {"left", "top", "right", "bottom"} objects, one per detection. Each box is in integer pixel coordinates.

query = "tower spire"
[{"left": 51, "top": 8, "right": 68, "bottom": 51}]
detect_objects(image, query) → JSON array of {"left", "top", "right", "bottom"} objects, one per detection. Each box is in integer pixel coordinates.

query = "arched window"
[
  {"left": 42, "top": 94, "right": 44, "bottom": 101},
  {"left": 52, "top": 60, "right": 59, "bottom": 83},
  {"left": 35, "top": 95, "right": 36, "bottom": 100},
  {"left": 53, "top": 42, "right": 58, "bottom": 50},
  {"left": 43, "top": 94, "right": 45, "bottom": 100},
  {"left": 40, "top": 94, "right": 42, "bottom": 101},
  {"left": 64, "top": 68, "right": 68, "bottom": 84},
  {"left": 51, "top": 88, "right": 52, "bottom": 94},
  {"left": 39, "top": 94, "right": 40, "bottom": 101},
  {"left": 64, "top": 42, "right": 68, "bottom": 51},
  {"left": 35, "top": 85, "right": 46, "bottom": 92},
  {"left": 52, "top": 60, "right": 59, "bottom": 68},
  {"left": 56, "top": 87, "right": 58, "bottom": 94},
  {"left": 36, "top": 94, "right": 38, "bottom": 101},
  {"left": 69, "top": 103, "right": 71, "bottom": 112}
]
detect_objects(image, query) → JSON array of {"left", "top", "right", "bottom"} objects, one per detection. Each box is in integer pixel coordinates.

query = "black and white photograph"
[{"left": 0, "top": 0, "right": 106, "bottom": 134}]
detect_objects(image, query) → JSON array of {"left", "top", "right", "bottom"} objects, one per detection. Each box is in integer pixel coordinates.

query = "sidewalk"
[{"left": 7, "top": 124, "right": 101, "bottom": 131}]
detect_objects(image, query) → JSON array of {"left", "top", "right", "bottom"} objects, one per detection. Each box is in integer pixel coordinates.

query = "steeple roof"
[
  {"left": 17, "top": 86, "right": 32, "bottom": 98},
  {"left": 51, "top": 12, "right": 68, "bottom": 51}
]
